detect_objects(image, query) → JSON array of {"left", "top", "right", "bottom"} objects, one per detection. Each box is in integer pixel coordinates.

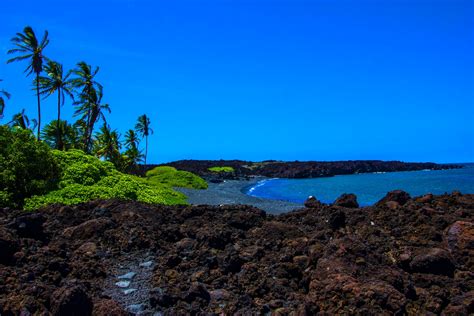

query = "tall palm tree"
[
  {"left": 41, "top": 119, "right": 77, "bottom": 150},
  {"left": 135, "top": 114, "right": 153, "bottom": 165},
  {"left": 7, "top": 109, "right": 37, "bottom": 131},
  {"left": 37, "top": 61, "right": 74, "bottom": 149},
  {"left": 7, "top": 26, "right": 49, "bottom": 139},
  {"left": 70, "top": 61, "right": 103, "bottom": 151},
  {"left": 73, "top": 87, "right": 110, "bottom": 152},
  {"left": 94, "top": 123, "right": 121, "bottom": 164},
  {"left": 124, "top": 129, "right": 144, "bottom": 171},
  {"left": 0, "top": 80, "right": 11, "bottom": 120}
]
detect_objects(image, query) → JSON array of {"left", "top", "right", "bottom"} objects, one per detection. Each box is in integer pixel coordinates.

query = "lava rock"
[
  {"left": 51, "top": 284, "right": 92, "bottom": 316},
  {"left": 0, "top": 228, "right": 17, "bottom": 265},
  {"left": 445, "top": 221, "right": 474, "bottom": 268},
  {"left": 377, "top": 190, "right": 411, "bottom": 206},
  {"left": 410, "top": 248, "right": 455, "bottom": 277},
  {"left": 304, "top": 196, "right": 322, "bottom": 208},
  {"left": 334, "top": 193, "right": 359, "bottom": 208},
  {"left": 12, "top": 213, "right": 45, "bottom": 240},
  {"left": 328, "top": 210, "right": 346, "bottom": 230},
  {"left": 92, "top": 299, "right": 127, "bottom": 316}
]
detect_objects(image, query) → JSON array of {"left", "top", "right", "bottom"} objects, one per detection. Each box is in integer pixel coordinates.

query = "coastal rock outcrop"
[
  {"left": 0, "top": 193, "right": 473, "bottom": 314},
  {"left": 334, "top": 193, "right": 359, "bottom": 208}
]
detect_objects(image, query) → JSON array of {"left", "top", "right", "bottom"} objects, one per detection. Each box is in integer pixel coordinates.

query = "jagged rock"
[
  {"left": 92, "top": 299, "right": 127, "bottom": 316},
  {"left": 377, "top": 190, "right": 411, "bottom": 206},
  {"left": 328, "top": 210, "right": 346, "bottom": 229},
  {"left": 304, "top": 196, "right": 322, "bottom": 208},
  {"left": 0, "top": 228, "right": 17, "bottom": 265},
  {"left": 445, "top": 221, "right": 474, "bottom": 268},
  {"left": 63, "top": 219, "right": 112, "bottom": 239},
  {"left": 334, "top": 193, "right": 359, "bottom": 208},
  {"left": 50, "top": 284, "right": 92, "bottom": 316},
  {"left": 410, "top": 248, "right": 455, "bottom": 276}
]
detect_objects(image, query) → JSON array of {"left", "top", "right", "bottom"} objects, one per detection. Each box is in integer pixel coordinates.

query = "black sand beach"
[{"left": 175, "top": 177, "right": 302, "bottom": 214}]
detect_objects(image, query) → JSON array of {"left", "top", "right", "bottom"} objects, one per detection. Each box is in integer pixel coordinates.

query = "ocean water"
[{"left": 246, "top": 164, "right": 474, "bottom": 206}]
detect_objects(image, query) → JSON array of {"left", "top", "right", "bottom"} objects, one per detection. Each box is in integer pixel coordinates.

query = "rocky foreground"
[{"left": 0, "top": 192, "right": 473, "bottom": 315}]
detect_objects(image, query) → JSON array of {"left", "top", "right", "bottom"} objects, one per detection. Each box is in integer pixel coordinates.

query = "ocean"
[{"left": 246, "top": 163, "right": 474, "bottom": 206}]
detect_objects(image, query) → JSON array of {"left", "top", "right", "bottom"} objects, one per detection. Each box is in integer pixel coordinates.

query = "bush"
[
  {"left": 146, "top": 166, "right": 208, "bottom": 189},
  {"left": 208, "top": 166, "right": 235, "bottom": 173},
  {"left": 0, "top": 126, "right": 59, "bottom": 208}
]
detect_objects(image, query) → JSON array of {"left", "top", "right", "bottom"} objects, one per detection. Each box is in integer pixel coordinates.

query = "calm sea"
[{"left": 246, "top": 164, "right": 474, "bottom": 206}]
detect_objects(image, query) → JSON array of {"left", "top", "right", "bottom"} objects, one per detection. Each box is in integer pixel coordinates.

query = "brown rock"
[
  {"left": 63, "top": 219, "right": 112, "bottom": 239},
  {"left": 334, "top": 193, "right": 359, "bottom": 208},
  {"left": 51, "top": 284, "right": 92, "bottom": 316},
  {"left": 75, "top": 242, "right": 98, "bottom": 257},
  {"left": 410, "top": 248, "right": 455, "bottom": 277},
  {"left": 376, "top": 190, "right": 411, "bottom": 206},
  {"left": 92, "top": 299, "right": 127, "bottom": 316},
  {"left": 304, "top": 196, "right": 322, "bottom": 208},
  {"left": 445, "top": 221, "right": 474, "bottom": 268}
]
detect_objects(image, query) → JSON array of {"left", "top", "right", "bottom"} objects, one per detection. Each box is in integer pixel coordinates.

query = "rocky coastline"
[
  {"left": 145, "top": 160, "right": 461, "bottom": 181},
  {"left": 1, "top": 191, "right": 473, "bottom": 315}
]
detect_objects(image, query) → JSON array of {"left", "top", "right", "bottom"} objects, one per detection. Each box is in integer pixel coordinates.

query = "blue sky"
[{"left": 0, "top": 0, "right": 472, "bottom": 163}]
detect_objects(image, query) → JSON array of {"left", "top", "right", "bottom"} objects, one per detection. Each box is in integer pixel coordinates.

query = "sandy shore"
[{"left": 175, "top": 177, "right": 302, "bottom": 214}]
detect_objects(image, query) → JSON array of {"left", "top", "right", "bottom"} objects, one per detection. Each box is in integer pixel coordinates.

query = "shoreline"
[{"left": 175, "top": 177, "right": 302, "bottom": 214}]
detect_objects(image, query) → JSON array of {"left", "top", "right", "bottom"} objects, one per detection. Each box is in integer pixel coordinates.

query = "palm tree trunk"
[
  {"left": 145, "top": 135, "right": 148, "bottom": 166},
  {"left": 57, "top": 90, "right": 62, "bottom": 150},
  {"left": 36, "top": 73, "right": 41, "bottom": 140}
]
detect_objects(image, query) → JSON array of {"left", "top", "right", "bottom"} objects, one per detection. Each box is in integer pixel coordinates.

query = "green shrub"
[
  {"left": 208, "top": 166, "right": 235, "bottom": 173},
  {"left": 146, "top": 166, "right": 208, "bottom": 189},
  {"left": 0, "top": 126, "right": 59, "bottom": 208},
  {"left": 1, "top": 131, "right": 190, "bottom": 210}
]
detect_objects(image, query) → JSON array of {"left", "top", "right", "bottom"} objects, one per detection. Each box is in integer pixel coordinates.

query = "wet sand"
[{"left": 175, "top": 177, "right": 302, "bottom": 214}]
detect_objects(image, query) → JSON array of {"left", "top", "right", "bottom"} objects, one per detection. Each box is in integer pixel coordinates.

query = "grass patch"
[
  {"left": 208, "top": 166, "right": 235, "bottom": 173},
  {"left": 146, "top": 166, "right": 208, "bottom": 189}
]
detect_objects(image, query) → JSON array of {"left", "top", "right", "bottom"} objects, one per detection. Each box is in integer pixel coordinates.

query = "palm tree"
[
  {"left": 94, "top": 123, "right": 121, "bottom": 165},
  {"left": 73, "top": 87, "right": 110, "bottom": 152},
  {"left": 70, "top": 61, "right": 104, "bottom": 151},
  {"left": 0, "top": 80, "right": 11, "bottom": 120},
  {"left": 135, "top": 114, "right": 153, "bottom": 165},
  {"left": 37, "top": 61, "right": 74, "bottom": 149},
  {"left": 7, "top": 109, "right": 37, "bottom": 131},
  {"left": 41, "top": 119, "right": 78, "bottom": 150},
  {"left": 7, "top": 26, "right": 49, "bottom": 139},
  {"left": 124, "top": 129, "right": 144, "bottom": 171}
]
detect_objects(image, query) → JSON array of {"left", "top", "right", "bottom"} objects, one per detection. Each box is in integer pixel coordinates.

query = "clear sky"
[{"left": 0, "top": 0, "right": 473, "bottom": 163}]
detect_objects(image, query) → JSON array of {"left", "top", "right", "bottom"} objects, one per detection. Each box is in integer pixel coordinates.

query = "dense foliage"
[
  {"left": 146, "top": 166, "right": 208, "bottom": 189},
  {"left": 23, "top": 149, "right": 187, "bottom": 210},
  {"left": 208, "top": 166, "right": 235, "bottom": 173},
  {"left": 0, "top": 126, "right": 59, "bottom": 208}
]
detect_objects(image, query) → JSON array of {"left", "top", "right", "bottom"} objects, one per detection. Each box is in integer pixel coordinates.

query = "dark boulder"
[
  {"left": 51, "top": 284, "right": 92, "bottom": 316},
  {"left": 185, "top": 282, "right": 211, "bottom": 304},
  {"left": 92, "top": 299, "right": 127, "bottom": 316},
  {"left": 11, "top": 213, "right": 46, "bottom": 240},
  {"left": 0, "top": 228, "right": 17, "bottom": 265},
  {"left": 377, "top": 190, "right": 411, "bottom": 207},
  {"left": 445, "top": 221, "right": 474, "bottom": 268},
  {"left": 304, "top": 196, "right": 322, "bottom": 208},
  {"left": 334, "top": 193, "right": 359, "bottom": 208},
  {"left": 328, "top": 210, "right": 346, "bottom": 230},
  {"left": 410, "top": 248, "right": 455, "bottom": 277}
]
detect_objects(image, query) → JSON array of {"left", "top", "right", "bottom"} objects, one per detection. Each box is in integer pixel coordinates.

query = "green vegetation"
[
  {"left": 0, "top": 126, "right": 188, "bottom": 210},
  {"left": 208, "top": 166, "right": 235, "bottom": 173},
  {"left": 23, "top": 149, "right": 187, "bottom": 210},
  {"left": 146, "top": 166, "right": 208, "bottom": 189},
  {"left": 0, "top": 126, "right": 59, "bottom": 208},
  {"left": 0, "top": 25, "right": 173, "bottom": 210}
]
